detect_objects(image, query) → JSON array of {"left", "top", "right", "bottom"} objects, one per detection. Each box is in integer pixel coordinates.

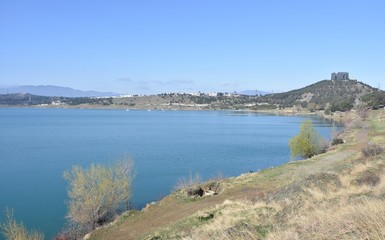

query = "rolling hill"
[
  {"left": 258, "top": 79, "right": 378, "bottom": 111},
  {"left": 1, "top": 79, "right": 383, "bottom": 112}
]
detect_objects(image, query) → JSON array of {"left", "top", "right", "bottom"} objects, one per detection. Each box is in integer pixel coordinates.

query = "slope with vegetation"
[
  {"left": 361, "top": 91, "right": 385, "bottom": 109},
  {"left": 0, "top": 93, "right": 113, "bottom": 106},
  {"left": 259, "top": 79, "right": 376, "bottom": 112},
  {"left": 1, "top": 79, "right": 383, "bottom": 113},
  {"left": 88, "top": 109, "right": 385, "bottom": 240},
  {"left": 289, "top": 119, "right": 328, "bottom": 159}
]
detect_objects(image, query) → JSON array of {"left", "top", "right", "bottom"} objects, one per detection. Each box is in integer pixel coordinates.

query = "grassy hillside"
[
  {"left": 1, "top": 79, "right": 381, "bottom": 113},
  {"left": 88, "top": 110, "right": 385, "bottom": 240},
  {"left": 259, "top": 79, "right": 376, "bottom": 111}
]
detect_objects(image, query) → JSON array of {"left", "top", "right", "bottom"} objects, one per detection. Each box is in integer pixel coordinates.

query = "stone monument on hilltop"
[{"left": 331, "top": 72, "right": 349, "bottom": 81}]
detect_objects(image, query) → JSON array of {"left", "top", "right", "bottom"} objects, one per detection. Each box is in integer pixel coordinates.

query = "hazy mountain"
[
  {"left": 239, "top": 90, "right": 269, "bottom": 96},
  {"left": 0, "top": 85, "right": 119, "bottom": 97}
]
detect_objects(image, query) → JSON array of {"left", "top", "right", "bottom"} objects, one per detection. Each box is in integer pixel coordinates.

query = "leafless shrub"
[
  {"left": 54, "top": 222, "right": 86, "bottom": 240},
  {"left": 356, "top": 102, "right": 369, "bottom": 120},
  {"left": 0, "top": 208, "right": 44, "bottom": 240},
  {"left": 331, "top": 138, "right": 344, "bottom": 146},
  {"left": 345, "top": 117, "right": 364, "bottom": 131},
  {"left": 359, "top": 108, "right": 369, "bottom": 120},
  {"left": 174, "top": 172, "right": 202, "bottom": 196},
  {"left": 319, "top": 138, "right": 330, "bottom": 153},
  {"left": 63, "top": 157, "right": 134, "bottom": 234},
  {"left": 355, "top": 170, "right": 381, "bottom": 186},
  {"left": 362, "top": 144, "right": 384, "bottom": 157},
  {"left": 208, "top": 172, "right": 225, "bottom": 182},
  {"left": 331, "top": 122, "right": 342, "bottom": 140}
]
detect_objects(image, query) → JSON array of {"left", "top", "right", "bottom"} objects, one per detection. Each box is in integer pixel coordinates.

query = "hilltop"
[
  {"left": 1, "top": 79, "right": 383, "bottom": 113},
  {"left": 259, "top": 79, "right": 377, "bottom": 112},
  {"left": 88, "top": 109, "right": 385, "bottom": 240},
  {"left": 114, "top": 80, "right": 383, "bottom": 113},
  {"left": 107, "top": 79, "right": 379, "bottom": 111}
]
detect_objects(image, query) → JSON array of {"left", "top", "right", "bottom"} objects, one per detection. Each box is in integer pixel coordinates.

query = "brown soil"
[
  {"left": 91, "top": 115, "right": 370, "bottom": 240},
  {"left": 92, "top": 184, "right": 271, "bottom": 240},
  {"left": 92, "top": 153, "right": 361, "bottom": 239}
]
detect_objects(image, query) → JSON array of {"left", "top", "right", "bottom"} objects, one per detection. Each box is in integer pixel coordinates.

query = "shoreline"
[
  {"left": 1, "top": 104, "right": 348, "bottom": 124},
  {"left": 89, "top": 109, "right": 377, "bottom": 240}
]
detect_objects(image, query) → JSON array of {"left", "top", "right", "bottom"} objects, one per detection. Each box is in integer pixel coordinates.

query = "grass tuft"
[{"left": 362, "top": 144, "right": 384, "bottom": 157}]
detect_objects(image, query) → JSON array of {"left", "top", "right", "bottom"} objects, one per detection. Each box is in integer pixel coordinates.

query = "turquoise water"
[{"left": 0, "top": 108, "right": 336, "bottom": 239}]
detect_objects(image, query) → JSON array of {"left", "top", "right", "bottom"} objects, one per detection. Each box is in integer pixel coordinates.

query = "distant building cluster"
[
  {"left": 121, "top": 92, "right": 241, "bottom": 98},
  {"left": 331, "top": 72, "right": 349, "bottom": 81}
]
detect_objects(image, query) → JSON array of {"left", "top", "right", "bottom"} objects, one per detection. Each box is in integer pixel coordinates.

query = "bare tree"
[
  {"left": 63, "top": 157, "right": 134, "bottom": 232},
  {"left": 114, "top": 157, "right": 134, "bottom": 211},
  {"left": 0, "top": 208, "right": 44, "bottom": 240},
  {"left": 355, "top": 101, "right": 369, "bottom": 121}
]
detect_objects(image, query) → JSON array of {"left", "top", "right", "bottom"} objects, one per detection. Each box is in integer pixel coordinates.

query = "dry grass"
[
  {"left": 90, "top": 110, "right": 385, "bottom": 240},
  {"left": 174, "top": 172, "right": 202, "bottom": 194},
  {"left": 159, "top": 152, "right": 385, "bottom": 240},
  {"left": 362, "top": 144, "right": 384, "bottom": 157},
  {"left": 268, "top": 155, "right": 385, "bottom": 239},
  {"left": 173, "top": 172, "right": 224, "bottom": 199},
  {"left": 268, "top": 198, "right": 385, "bottom": 240},
  {"left": 176, "top": 196, "right": 385, "bottom": 240},
  {"left": 179, "top": 200, "right": 278, "bottom": 240}
]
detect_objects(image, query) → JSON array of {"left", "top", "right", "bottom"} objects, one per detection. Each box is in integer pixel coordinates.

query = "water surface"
[{"left": 0, "top": 108, "right": 336, "bottom": 238}]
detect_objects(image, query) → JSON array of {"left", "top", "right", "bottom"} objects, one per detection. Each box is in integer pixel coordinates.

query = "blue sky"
[{"left": 1, "top": 0, "right": 384, "bottom": 94}]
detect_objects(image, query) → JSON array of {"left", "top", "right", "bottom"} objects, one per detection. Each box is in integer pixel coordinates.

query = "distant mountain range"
[
  {"left": 239, "top": 90, "right": 269, "bottom": 96},
  {"left": 2, "top": 80, "right": 384, "bottom": 112},
  {"left": 0, "top": 85, "right": 269, "bottom": 97},
  {"left": 0, "top": 85, "right": 119, "bottom": 97}
]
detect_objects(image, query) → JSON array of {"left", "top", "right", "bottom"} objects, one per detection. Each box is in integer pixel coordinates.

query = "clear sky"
[{"left": 1, "top": 0, "right": 384, "bottom": 95}]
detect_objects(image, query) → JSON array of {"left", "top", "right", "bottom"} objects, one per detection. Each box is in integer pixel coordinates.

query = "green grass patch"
[
  {"left": 368, "top": 114, "right": 385, "bottom": 134},
  {"left": 140, "top": 209, "right": 219, "bottom": 240}
]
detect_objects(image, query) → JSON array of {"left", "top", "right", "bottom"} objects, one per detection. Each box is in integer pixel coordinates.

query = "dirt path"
[
  {"left": 93, "top": 150, "right": 361, "bottom": 240},
  {"left": 94, "top": 191, "right": 245, "bottom": 239},
  {"left": 355, "top": 124, "right": 370, "bottom": 149},
  {"left": 91, "top": 124, "right": 371, "bottom": 240}
]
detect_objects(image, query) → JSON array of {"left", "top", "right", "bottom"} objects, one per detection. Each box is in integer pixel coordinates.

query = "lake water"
[{"left": 0, "top": 108, "right": 336, "bottom": 239}]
